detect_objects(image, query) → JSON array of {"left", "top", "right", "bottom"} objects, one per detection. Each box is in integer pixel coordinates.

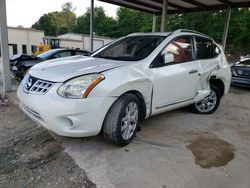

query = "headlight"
[{"left": 57, "top": 74, "right": 105, "bottom": 99}]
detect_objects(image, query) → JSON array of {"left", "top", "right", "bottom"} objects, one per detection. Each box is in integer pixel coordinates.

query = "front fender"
[{"left": 89, "top": 65, "right": 153, "bottom": 118}]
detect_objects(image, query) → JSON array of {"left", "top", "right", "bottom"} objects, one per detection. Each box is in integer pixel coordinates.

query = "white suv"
[{"left": 18, "top": 30, "right": 231, "bottom": 146}]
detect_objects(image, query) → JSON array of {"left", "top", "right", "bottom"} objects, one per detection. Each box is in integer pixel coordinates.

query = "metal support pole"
[
  {"left": 160, "top": 0, "right": 168, "bottom": 32},
  {"left": 152, "top": 15, "right": 157, "bottom": 32},
  {"left": 222, "top": 7, "right": 231, "bottom": 51},
  {"left": 90, "top": 0, "right": 94, "bottom": 52},
  {"left": 0, "top": 0, "right": 11, "bottom": 96}
]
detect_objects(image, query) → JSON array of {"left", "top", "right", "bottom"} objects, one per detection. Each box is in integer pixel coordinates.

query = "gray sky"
[{"left": 6, "top": 0, "right": 119, "bottom": 27}]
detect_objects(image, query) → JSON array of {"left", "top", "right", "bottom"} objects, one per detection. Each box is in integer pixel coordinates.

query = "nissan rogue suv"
[{"left": 18, "top": 29, "right": 231, "bottom": 146}]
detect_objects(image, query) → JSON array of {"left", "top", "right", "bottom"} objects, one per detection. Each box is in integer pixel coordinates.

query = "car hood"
[{"left": 29, "top": 56, "right": 127, "bottom": 82}]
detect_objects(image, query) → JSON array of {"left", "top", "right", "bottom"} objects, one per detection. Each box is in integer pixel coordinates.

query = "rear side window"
[
  {"left": 195, "top": 37, "right": 214, "bottom": 59},
  {"left": 75, "top": 51, "right": 86, "bottom": 56},
  {"left": 53, "top": 51, "right": 72, "bottom": 58}
]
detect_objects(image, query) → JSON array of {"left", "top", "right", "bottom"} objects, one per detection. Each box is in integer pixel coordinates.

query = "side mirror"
[{"left": 162, "top": 52, "right": 174, "bottom": 64}]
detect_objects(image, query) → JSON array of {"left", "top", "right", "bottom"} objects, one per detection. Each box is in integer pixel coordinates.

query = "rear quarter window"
[{"left": 195, "top": 36, "right": 214, "bottom": 59}]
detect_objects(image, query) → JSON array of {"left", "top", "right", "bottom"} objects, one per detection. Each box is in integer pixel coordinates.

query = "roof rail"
[{"left": 173, "top": 29, "right": 210, "bottom": 38}]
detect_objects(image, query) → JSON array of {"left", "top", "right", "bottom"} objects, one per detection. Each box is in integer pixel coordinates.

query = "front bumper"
[{"left": 17, "top": 83, "right": 116, "bottom": 137}]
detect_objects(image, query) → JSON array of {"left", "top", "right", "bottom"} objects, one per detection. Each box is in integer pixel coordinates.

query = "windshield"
[
  {"left": 93, "top": 35, "right": 166, "bottom": 61},
  {"left": 37, "top": 49, "right": 59, "bottom": 59}
]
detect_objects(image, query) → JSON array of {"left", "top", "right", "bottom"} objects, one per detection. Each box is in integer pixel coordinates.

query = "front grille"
[
  {"left": 22, "top": 74, "right": 54, "bottom": 95},
  {"left": 29, "top": 80, "right": 53, "bottom": 94}
]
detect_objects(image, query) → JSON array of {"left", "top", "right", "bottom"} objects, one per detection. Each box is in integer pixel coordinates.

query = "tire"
[
  {"left": 103, "top": 93, "right": 140, "bottom": 147},
  {"left": 191, "top": 84, "right": 221, "bottom": 114}
]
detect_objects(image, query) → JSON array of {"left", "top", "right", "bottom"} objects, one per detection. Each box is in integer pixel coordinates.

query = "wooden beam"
[
  {"left": 168, "top": 1, "right": 250, "bottom": 14},
  {"left": 181, "top": 0, "right": 208, "bottom": 8},
  {"left": 125, "top": 0, "right": 161, "bottom": 11},
  {"left": 151, "top": 0, "right": 187, "bottom": 9},
  {"left": 98, "top": 0, "right": 250, "bottom": 15},
  {"left": 126, "top": 0, "right": 187, "bottom": 11},
  {"left": 168, "top": 5, "right": 225, "bottom": 14},
  {"left": 168, "top": 2, "right": 187, "bottom": 10},
  {"left": 217, "top": 0, "right": 233, "bottom": 6},
  {"left": 231, "top": 1, "right": 250, "bottom": 8},
  {"left": 99, "top": 0, "right": 161, "bottom": 14}
]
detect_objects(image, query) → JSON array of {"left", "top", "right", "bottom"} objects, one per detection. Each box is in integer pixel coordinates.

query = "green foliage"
[
  {"left": 32, "top": 3, "right": 250, "bottom": 53},
  {"left": 32, "top": 2, "right": 76, "bottom": 36},
  {"left": 167, "top": 9, "right": 250, "bottom": 53},
  {"left": 73, "top": 7, "right": 117, "bottom": 37},
  {"left": 114, "top": 8, "right": 152, "bottom": 37}
]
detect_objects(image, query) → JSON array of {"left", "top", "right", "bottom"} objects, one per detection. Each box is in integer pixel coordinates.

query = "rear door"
[{"left": 194, "top": 36, "right": 221, "bottom": 92}]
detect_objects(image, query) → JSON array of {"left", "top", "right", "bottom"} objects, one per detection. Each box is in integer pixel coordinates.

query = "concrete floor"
[
  {"left": 2, "top": 84, "right": 250, "bottom": 188},
  {"left": 50, "top": 86, "right": 250, "bottom": 188}
]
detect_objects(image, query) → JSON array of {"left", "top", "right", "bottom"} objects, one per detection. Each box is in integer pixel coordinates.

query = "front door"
[{"left": 151, "top": 36, "right": 201, "bottom": 113}]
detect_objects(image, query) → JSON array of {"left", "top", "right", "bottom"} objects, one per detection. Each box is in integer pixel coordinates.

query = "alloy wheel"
[
  {"left": 195, "top": 90, "right": 217, "bottom": 113},
  {"left": 121, "top": 102, "right": 139, "bottom": 140}
]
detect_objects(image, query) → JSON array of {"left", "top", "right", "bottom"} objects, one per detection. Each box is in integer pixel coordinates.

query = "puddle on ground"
[{"left": 187, "top": 134, "right": 235, "bottom": 168}]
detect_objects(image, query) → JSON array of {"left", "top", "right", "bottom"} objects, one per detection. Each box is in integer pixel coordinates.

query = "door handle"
[{"left": 189, "top": 69, "right": 198, "bottom": 74}]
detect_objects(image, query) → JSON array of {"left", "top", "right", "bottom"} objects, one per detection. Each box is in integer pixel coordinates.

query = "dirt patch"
[
  {"left": 187, "top": 134, "right": 235, "bottom": 169},
  {"left": 0, "top": 104, "right": 95, "bottom": 188}
]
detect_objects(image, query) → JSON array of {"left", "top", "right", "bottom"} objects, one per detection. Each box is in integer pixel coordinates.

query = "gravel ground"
[{"left": 0, "top": 102, "right": 95, "bottom": 188}]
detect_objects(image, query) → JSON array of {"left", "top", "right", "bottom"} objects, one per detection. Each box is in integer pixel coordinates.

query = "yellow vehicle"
[{"left": 32, "top": 37, "right": 61, "bottom": 56}]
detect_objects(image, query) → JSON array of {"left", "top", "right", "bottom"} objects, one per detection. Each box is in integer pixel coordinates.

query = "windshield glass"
[
  {"left": 93, "top": 35, "right": 166, "bottom": 61},
  {"left": 37, "top": 49, "right": 59, "bottom": 59}
]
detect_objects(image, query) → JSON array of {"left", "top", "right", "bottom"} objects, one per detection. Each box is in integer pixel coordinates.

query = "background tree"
[
  {"left": 32, "top": 2, "right": 76, "bottom": 36},
  {"left": 32, "top": 12, "right": 58, "bottom": 36},
  {"left": 74, "top": 7, "right": 117, "bottom": 37},
  {"left": 113, "top": 8, "right": 152, "bottom": 37},
  {"left": 32, "top": 3, "right": 250, "bottom": 55}
]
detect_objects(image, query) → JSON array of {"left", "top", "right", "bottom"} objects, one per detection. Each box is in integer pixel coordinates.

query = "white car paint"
[{"left": 17, "top": 30, "right": 231, "bottom": 138}]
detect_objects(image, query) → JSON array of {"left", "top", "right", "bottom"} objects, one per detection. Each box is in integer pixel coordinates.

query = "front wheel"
[
  {"left": 103, "top": 93, "right": 140, "bottom": 147},
  {"left": 191, "top": 84, "right": 221, "bottom": 114}
]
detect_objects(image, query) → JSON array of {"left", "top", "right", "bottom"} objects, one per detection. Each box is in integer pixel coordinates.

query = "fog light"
[{"left": 59, "top": 117, "right": 74, "bottom": 130}]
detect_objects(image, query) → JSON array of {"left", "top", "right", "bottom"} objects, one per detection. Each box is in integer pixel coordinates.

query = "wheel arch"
[
  {"left": 209, "top": 78, "right": 225, "bottom": 96},
  {"left": 123, "top": 90, "right": 147, "bottom": 121}
]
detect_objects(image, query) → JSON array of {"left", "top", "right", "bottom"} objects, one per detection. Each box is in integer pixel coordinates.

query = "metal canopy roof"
[{"left": 98, "top": 0, "right": 250, "bottom": 14}]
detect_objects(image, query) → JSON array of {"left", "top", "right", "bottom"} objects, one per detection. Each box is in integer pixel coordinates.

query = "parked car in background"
[
  {"left": 18, "top": 29, "right": 231, "bottom": 146},
  {"left": 231, "top": 58, "right": 250, "bottom": 87},
  {"left": 10, "top": 49, "right": 90, "bottom": 80}
]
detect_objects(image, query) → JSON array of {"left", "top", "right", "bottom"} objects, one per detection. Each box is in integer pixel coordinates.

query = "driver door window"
[{"left": 162, "top": 37, "right": 193, "bottom": 64}]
